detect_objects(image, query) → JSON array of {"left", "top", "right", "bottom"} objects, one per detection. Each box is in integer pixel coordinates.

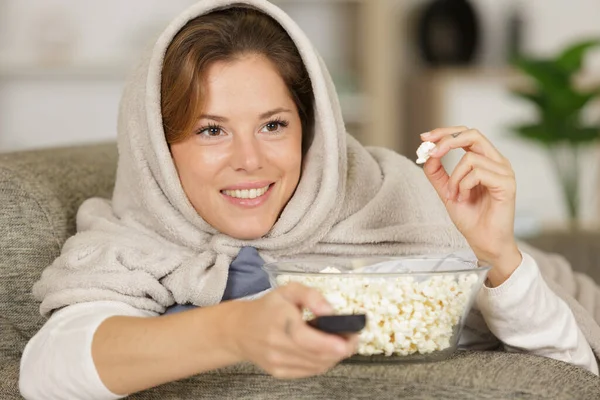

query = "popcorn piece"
[
  {"left": 416, "top": 141, "right": 436, "bottom": 164},
  {"left": 276, "top": 269, "right": 479, "bottom": 357}
]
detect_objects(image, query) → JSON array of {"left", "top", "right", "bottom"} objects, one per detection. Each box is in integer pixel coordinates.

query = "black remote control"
[{"left": 307, "top": 314, "right": 367, "bottom": 335}]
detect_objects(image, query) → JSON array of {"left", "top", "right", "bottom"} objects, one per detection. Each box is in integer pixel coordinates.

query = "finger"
[
  {"left": 447, "top": 152, "right": 513, "bottom": 201},
  {"left": 429, "top": 129, "right": 505, "bottom": 163},
  {"left": 263, "top": 343, "right": 338, "bottom": 373},
  {"left": 261, "top": 323, "right": 341, "bottom": 373},
  {"left": 421, "top": 126, "right": 473, "bottom": 200},
  {"left": 421, "top": 126, "right": 469, "bottom": 141},
  {"left": 265, "top": 293, "right": 347, "bottom": 363},
  {"left": 348, "top": 334, "right": 360, "bottom": 351},
  {"left": 422, "top": 155, "right": 450, "bottom": 201},
  {"left": 278, "top": 282, "right": 334, "bottom": 315},
  {"left": 292, "top": 321, "right": 351, "bottom": 359},
  {"left": 342, "top": 333, "right": 360, "bottom": 356},
  {"left": 264, "top": 334, "right": 344, "bottom": 375},
  {"left": 457, "top": 168, "right": 516, "bottom": 203}
]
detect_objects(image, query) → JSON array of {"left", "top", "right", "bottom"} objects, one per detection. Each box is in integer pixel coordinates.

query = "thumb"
[
  {"left": 279, "top": 282, "right": 334, "bottom": 316},
  {"left": 422, "top": 157, "right": 450, "bottom": 200}
]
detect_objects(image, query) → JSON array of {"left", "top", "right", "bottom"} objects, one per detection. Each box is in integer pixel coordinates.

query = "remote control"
[{"left": 307, "top": 314, "right": 366, "bottom": 335}]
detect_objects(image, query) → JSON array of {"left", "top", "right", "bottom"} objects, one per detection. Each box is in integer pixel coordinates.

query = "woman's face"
[{"left": 170, "top": 54, "right": 303, "bottom": 240}]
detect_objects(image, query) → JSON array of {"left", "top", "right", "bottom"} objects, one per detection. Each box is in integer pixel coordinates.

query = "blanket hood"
[{"left": 112, "top": 0, "right": 349, "bottom": 253}]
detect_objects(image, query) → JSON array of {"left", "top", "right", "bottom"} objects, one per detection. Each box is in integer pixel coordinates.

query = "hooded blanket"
[{"left": 33, "top": 0, "right": 600, "bottom": 362}]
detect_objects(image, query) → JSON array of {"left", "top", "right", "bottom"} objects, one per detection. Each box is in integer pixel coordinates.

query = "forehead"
[{"left": 202, "top": 55, "right": 293, "bottom": 113}]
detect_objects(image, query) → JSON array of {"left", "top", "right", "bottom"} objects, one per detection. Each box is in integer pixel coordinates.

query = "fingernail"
[
  {"left": 420, "top": 132, "right": 431, "bottom": 138},
  {"left": 457, "top": 195, "right": 462, "bottom": 202},
  {"left": 445, "top": 190, "right": 450, "bottom": 200}
]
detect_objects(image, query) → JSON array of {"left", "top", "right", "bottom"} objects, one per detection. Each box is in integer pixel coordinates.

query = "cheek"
[
  {"left": 182, "top": 162, "right": 212, "bottom": 192},
  {"left": 172, "top": 146, "right": 226, "bottom": 196},
  {"left": 280, "top": 137, "right": 303, "bottom": 187},
  {"left": 287, "top": 149, "right": 302, "bottom": 178}
]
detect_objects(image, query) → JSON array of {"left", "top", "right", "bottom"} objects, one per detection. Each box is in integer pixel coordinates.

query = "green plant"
[{"left": 510, "top": 39, "right": 600, "bottom": 226}]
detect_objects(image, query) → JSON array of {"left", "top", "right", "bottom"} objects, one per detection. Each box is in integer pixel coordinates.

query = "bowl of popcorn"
[{"left": 263, "top": 255, "right": 491, "bottom": 363}]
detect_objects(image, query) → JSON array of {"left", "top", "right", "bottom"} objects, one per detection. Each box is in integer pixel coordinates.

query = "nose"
[{"left": 230, "top": 133, "right": 263, "bottom": 173}]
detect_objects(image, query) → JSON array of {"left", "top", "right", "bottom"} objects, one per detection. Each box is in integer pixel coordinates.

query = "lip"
[
  {"left": 221, "top": 182, "right": 275, "bottom": 209},
  {"left": 221, "top": 181, "right": 274, "bottom": 191}
]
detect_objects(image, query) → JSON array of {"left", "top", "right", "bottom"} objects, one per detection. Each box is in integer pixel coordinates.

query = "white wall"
[
  {"left": 0, "top": 0, "right": 357, "bottom": 152},
  {"left": 2, "top": 0, "right": 600, "bottom": 151},
  {"left": 0, "top": 0, "right": 200, "bottom": 151},
  {"left": 0, "top": 0, "right": 199, "bottom": 67},
  {"left": 0, "top": 77, "right": 124, "bottom": 150}
]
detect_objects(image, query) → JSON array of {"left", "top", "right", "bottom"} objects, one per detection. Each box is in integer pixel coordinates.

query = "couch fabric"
[{"left": 1, "top": 143, "right": 599, "bottom": 399}]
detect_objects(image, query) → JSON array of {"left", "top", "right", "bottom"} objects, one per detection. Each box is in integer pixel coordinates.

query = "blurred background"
[{"left": 1, "top": 0, "right": 599, "bottom": 266}]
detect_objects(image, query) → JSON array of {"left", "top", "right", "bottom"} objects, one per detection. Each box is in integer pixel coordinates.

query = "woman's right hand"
[{"left": 228, "top": 283, "right": 358, "bottom": 378}]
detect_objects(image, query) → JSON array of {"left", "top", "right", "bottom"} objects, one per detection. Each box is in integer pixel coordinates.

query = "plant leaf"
[
  {"left": 556, "top": 39, "right": 600, "bottom": 73},
  {"left": 510, "top": 91, "right": 545, "bottom": 108},
  {"left": 509, "top": 40, "right": 600, "bottom": 146},
  {"left": 511, "top": 124, "right": 558, "bottom": 144},
  {"left": 512, "top": 59, "right": 569, "bottom": 93},
  {"left": 569, "top": 126, "right": 600, "bottom": 143},
  {"left": 511, "top": 88, "right": 592, "bottom": 119},
  {"left": 510, "top": 124, "right": 600, "bottom": 144}
]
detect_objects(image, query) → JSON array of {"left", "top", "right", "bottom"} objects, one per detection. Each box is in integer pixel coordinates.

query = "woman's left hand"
[{"left": 421, "top": 126, "right": 522, "bottom": 286}]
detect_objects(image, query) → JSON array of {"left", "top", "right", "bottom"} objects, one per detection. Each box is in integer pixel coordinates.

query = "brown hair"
[{"left": 161, "top": 6, "right": 315, "bottom": 154}]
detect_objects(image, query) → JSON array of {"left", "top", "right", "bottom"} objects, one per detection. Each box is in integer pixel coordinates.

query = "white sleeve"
[
  {"left": 476, "top": 251, "right": 599, "bottom": 376},
  {"left": 19, "top": 301, "right": 157, "bottom": 400}
]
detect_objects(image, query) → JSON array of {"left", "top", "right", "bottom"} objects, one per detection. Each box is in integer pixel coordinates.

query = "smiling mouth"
[{"left": 221, "top": 183, "right": 273, "bottom": 199}]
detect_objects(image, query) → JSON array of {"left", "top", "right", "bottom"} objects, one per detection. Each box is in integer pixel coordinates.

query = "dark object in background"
[
  {"left": 506, "top": 5, "right": 524, "bottom": 61},
  {"left": 416, "top": 0, "right": 480, "bottom": 66}
]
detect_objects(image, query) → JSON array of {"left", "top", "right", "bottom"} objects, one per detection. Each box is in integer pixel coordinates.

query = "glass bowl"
[{"left": 262, "top": 255, "right": 491, "bottom": 363}]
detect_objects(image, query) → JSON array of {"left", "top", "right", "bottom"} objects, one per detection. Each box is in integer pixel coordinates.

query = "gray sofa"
[{"left": 1, "top": 143, "right": 599, "bottom": 399}]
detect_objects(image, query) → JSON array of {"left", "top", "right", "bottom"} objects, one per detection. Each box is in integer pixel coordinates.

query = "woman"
[{"left": 20, "top": 1, "right": 599, "bottom": 399}]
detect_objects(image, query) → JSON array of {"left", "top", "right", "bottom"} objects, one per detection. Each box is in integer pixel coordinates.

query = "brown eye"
[
  {"left": 206, "top": 127, "right": 221, "bottom": 136},
  {"left": 261, "top": 119, "right": 288, "bottom": 134},
  {"left": 266, "top": 122, "right": 279, "bottom": 132},
  {"left": 197, "top": 124, "right": 224, "bottom": 137}
]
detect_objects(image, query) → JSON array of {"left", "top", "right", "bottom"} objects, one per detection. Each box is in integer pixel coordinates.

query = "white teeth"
[{"left": 223, "top": 185, "right": 270, "bottom": 199}]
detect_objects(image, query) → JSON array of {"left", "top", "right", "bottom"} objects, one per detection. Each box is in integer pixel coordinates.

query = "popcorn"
[
  {"left": 416, "top": 141, "right": 436, "bottom": 164},
  {"left": 277, "top": 267, "right": 479, "bottom": 357}
]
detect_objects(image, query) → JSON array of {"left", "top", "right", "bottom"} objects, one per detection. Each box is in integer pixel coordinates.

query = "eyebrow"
[{"left": 199, "top": 107, "right": 292, "bottom": 122}]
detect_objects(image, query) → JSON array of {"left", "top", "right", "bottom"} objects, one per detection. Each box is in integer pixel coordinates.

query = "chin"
[{"left": 227, "top": 222, "right": 272, "bottom": 240}]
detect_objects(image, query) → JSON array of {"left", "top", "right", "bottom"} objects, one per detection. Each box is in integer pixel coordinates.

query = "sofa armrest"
[
  {"left": 125, "top": 351, "right": 600, "bottom": 399},
  {"left": 0, "top": 143, "right": 117, "bottom": 351},
  {"left": 0, "top": 142, "right": 117, "bottom": 247},
  {"left": 0, "top": 358, "right": 20, "bottom": 400},
  {"left": 2, "top": 350, "right": 598, "bottom": 399}
]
